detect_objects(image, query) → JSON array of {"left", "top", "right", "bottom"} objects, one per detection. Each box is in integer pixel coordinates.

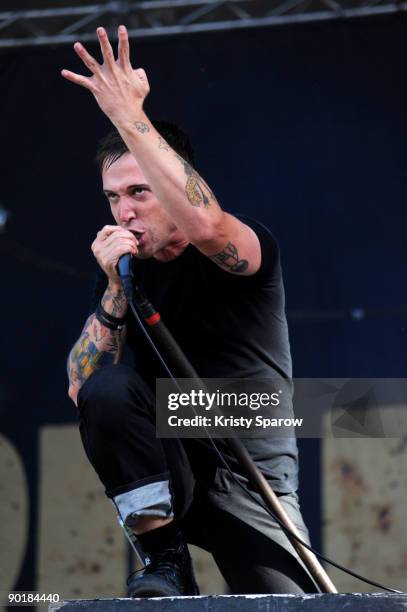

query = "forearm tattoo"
[
  {"left": 67, "top": 310, "right": 125, "bottom": 389},
  {"left": 135, "top": 121, "right": 150, "bottom": 134},
  {"left": 174, "top": 152, "right": 216, "bottom": 209},
  {"left": 155, "top": 134, "right": 215, "bottom": 209},
  {"left": 158, "top": 136, "right": 170, "bottom": 151},
  {"left": 101, "top": 287, "right": 127, "bottom": 317},
  {"left": 210, "top": 242, "right": 248, "bottom": 273}
]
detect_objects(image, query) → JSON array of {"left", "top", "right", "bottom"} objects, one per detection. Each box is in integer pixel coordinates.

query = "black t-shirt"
[{"left": 89, "top": 216, "right": 299, "bottom": 493}]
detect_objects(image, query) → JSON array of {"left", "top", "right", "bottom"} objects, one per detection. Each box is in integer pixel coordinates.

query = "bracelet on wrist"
[{"left": 95, "top": 302, "right": 127, "bottom": 331}]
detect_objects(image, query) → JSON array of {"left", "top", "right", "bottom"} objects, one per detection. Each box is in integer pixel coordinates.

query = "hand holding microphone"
[{"left": 91, "top": 225, "right": 138, "bottom": 289}]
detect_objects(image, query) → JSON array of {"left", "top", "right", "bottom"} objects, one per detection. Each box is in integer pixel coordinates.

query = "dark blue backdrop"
[{"left": 1, "top": 14, "right": 406, "bottom": 590}]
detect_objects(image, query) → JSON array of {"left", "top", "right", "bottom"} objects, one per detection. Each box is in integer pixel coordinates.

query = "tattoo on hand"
[
  {"left": 135, "top": 121, "right": 150, "bottom": 134},
  {"left": 210, "top": 242, "right": 249, "bottom": 273},
  {"left": 174, "top": 152, "right": 215, "bottom": 209}
]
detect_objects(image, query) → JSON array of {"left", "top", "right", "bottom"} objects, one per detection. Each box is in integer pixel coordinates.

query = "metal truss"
[{"left": 1, "top": 0, "right": 406, "bottom": 48}]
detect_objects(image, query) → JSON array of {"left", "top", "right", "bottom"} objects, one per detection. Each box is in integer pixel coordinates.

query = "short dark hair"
[{"left": 96, "top": 119, "right": 195, "bottom": 172}]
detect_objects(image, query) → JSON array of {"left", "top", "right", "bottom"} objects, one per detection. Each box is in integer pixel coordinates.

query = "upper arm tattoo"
[{"left": 210, "top": 241, "right": 249, "bottom": 273}]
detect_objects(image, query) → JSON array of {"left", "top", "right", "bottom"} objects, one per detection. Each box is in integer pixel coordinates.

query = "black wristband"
[{"left": 95, "top": 302, "right": 127, "bottom": 331}]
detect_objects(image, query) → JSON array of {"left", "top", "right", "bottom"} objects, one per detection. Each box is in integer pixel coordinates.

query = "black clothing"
[
  {"left": 89, "top": 216, "right": 299, "bottom": 493},
  {"left": 78, "top": 215, "right": 319, "bottom": 594},
  {"left": 127, "top": 521, "right": 201, "bottom": 597},
  {"left": 78, "top": 365, "right": 319, "bottom": 594}
]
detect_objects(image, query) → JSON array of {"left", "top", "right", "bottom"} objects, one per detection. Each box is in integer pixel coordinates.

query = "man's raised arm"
[{"left": 61, "top": 26, "right": 261, "bottom": 276}]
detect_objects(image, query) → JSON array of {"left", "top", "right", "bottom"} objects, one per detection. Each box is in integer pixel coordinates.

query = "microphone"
[{"left": 117, "top": 253, "right": 134, "bottom": 300}]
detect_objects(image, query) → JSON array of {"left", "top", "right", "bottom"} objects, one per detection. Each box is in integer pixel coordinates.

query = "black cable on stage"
[{"left": 126, "top": 295, "right": 402, "bottom": 594}]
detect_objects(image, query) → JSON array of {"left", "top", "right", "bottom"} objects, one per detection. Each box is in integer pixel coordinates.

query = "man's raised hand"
[{"left": 61, "top": 25, "right": 150, "bottom": 128}]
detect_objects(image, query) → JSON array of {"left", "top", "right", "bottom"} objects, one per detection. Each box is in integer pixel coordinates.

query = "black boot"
[{"left": 127, "top": 524, "right": 200, "bottom": 598}]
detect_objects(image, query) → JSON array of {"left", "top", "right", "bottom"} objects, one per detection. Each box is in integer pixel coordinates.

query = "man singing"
[{"left": 64, "top": 26, "right": 318, "bottom": 597}]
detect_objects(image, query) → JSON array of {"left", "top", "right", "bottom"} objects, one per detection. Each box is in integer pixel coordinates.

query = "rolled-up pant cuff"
[{"left": 107, "top": 472, "right": 174, "bottom": 527}]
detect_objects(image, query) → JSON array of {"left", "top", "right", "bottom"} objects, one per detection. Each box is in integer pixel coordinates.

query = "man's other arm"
[
  {"left": 67, "top": 226, "right": 138, "bottom": 406},
  {"left": 67, "top": 282, "right": 127, "bottom": 406}
]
